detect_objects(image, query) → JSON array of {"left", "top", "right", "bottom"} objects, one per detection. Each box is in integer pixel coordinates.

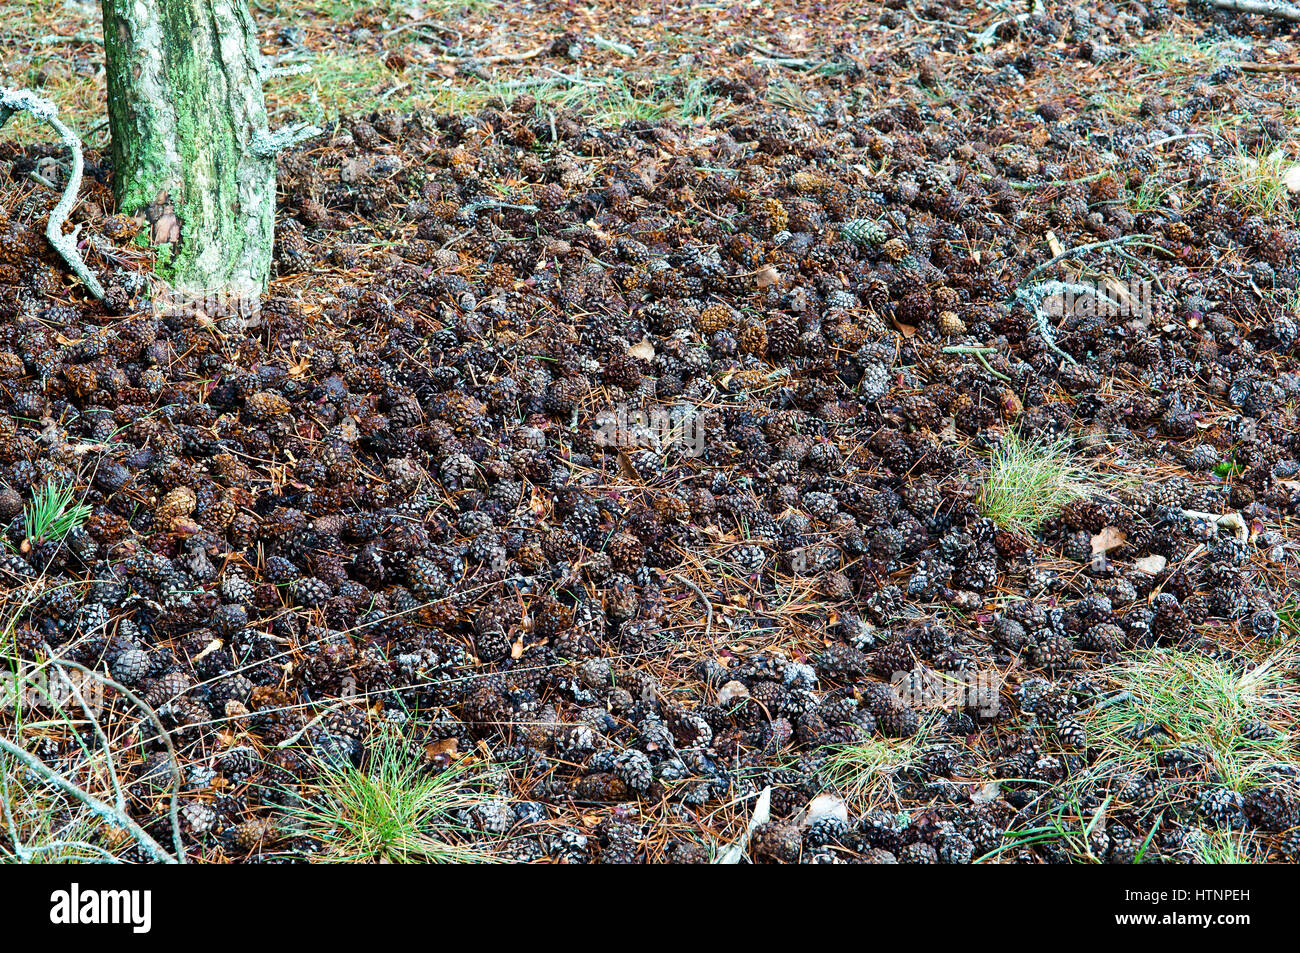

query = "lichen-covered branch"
[
  {"left": 41, "top": 652, "right": 187, "bottom": 863},
  {"left": 1013, "top": 233, "right": 1154, "bottom": 292},
  {"left": 1208, "top": 0, "right": 1300, "bottom": 21},
  {"left": 0, "top": 735, "right": 178, "bottom": 864},
  {"left": 1013, "top": 281, "right": 1123, "bottom": 367},
  {"left": 0, "top": 87, "right": 106, "bottom": 299},
  {"left": 250, "top": 121, "right": 323, "bottom": 158}
]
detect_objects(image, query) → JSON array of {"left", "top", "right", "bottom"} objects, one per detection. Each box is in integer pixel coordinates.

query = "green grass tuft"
[
  {"left": 821, "top": 718, "right": 933, "bottom": 812},
  {"left": 275, "top": 728, "right": 497, "bottom": 863},
  {"left": 978, "top": 431, "right": 1086, "bottom": 536},
  {"left": 1220, "top": 144, "right": 1298, "bottom": 224},
  {"left": 993, "top": 646, "right": 1300, "bottom": 864},
  {"left": 1085, "top": 648, "right": 1300, "bottom": 794},
  {"left": 1199, "top": 828, "right": 1258, "bottom": 865},
  {"left": 1131, "top": 36, "right": 1213, "bottom": 74}
]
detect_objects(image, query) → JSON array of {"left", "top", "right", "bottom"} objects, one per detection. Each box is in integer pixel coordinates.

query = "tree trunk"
[{"left": 101, "top": 0, "right": 277, "bottom": 306}]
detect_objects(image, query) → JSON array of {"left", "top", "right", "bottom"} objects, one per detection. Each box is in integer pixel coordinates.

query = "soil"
[{"left": 2, "top": 0, "right": 1300, "bottom": 863}]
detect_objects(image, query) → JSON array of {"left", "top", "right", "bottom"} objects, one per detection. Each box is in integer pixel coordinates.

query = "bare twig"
[
  {"left": 0, "top": 86, "right": 105, "bottom": 298},
  {"left": 276, "top": 698, "right": 362, "bottom": 749},
  {"left": 42, "top": 652, "right": 187, "bottom": 864},
  {"left": 672, "top": 573, "right": 714, "bottom": 641},
  {"left": 1233, "top": 61, "right": 1300, "bottom": 73},
  {"left": 0, "top": 736, "right": 178, "bottom": 864},
  {"left": 1208, "top": 0, "right": 1300, "bottom": 21},
  {"left": 592, "top": 35, "right": 636, "bottom": 57},
  {"left": 450, "top": 44, "right": 550, "bottom": 66}
]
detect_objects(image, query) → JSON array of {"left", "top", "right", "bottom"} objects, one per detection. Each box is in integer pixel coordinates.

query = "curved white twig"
[
  {"left": 0, "top": 736, "right": 177, "bottom": 864},
  {"left": 0, "top": 86, "right": 105, "bottom": 299}
]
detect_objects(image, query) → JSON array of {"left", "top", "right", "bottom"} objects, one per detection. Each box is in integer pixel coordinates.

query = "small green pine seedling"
[{"left": 21, "top": 480, "right": 91, "bottom": 550}]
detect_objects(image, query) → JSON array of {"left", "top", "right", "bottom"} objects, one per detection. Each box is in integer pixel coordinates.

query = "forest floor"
[{"left": 2, "top": 0, "right": 1300, "bottom": 863}]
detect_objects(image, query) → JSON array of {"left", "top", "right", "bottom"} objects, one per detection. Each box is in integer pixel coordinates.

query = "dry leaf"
[
  {"left": 529, "top": 486, "right": 549, "bottom": 518},
  {"left": 616, "top": 451, "right": 640, "bottom": 481},
  {"left": 425, "top": 737, "right": 459, "bottom": 758},
  {"left": 718, "top": 680, "right": 750, "bottom": 704},
  {"left": 715, "top": 786, "right": 771, "bottom": 864},
  {"left": 1090, "top": 525, "right": 1126, "bottom": 554},
  {"left": 585, "top": 221, "right": 614, "bottom": 243},
  {"left": 1134, "top": 554, "right": 1166, "bottom": 575},
  {"left": 1286, "top": 163, "right": 1300, "bottom": 194},
  {"left": 628, "top": 337, "right": 656, "bottom": 361},
  {"left": 795, "top": 793, "right": 848, "bottom": 829}
]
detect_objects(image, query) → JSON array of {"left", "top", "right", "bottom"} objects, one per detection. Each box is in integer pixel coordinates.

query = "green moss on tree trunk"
[{"left": 102, "top": 0, "right": 277, "bottom": 302}]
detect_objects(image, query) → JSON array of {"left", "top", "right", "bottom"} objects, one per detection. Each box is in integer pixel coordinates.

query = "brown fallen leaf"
[
  {"left": 1091, "top": 525, "right": 1126, "bottom": 554},
  {"left": 891, "top": 317, "right": 917, "bottom": 338},
  {"left": 617, "top": 450, "right": 640, "bottom": 481},
  {"left": 425, "top": 737, "right": 459, "bottom": 759},
  {"left": 529, "top": 486, "right": 549, "bottom": 517}
]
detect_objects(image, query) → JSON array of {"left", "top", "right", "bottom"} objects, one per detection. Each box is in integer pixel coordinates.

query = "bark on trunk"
[{"left": 102, "top": 0, "right": 276, "bottom": 304}]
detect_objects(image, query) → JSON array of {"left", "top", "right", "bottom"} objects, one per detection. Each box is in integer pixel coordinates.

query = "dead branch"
[
  {"left": 42, "top": 652, "right": 188, "bottom": 864},
  {"left": 1208, "top": 0, "right": 1300, "bottom": 21},
  {"left": 0, "top": 736, "right": 178, "bottom": 864},
  {"left": 0, "top": 86, "right": 106, "bottom": 299}
]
